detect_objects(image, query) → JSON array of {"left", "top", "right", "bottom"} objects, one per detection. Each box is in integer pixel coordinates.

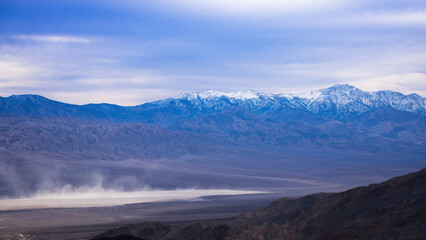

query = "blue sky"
[{"left": 1, "top": 0, "right": 426, "bottom": 105}]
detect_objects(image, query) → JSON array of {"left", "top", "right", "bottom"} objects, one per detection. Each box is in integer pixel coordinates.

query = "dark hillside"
[{"left": 94, "top": 168, "right": 426, "bottom": 240}]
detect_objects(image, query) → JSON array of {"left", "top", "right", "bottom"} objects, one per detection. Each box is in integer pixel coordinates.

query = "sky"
[{"left": 0, "top": 0, "right": 426, "bottom": 105}]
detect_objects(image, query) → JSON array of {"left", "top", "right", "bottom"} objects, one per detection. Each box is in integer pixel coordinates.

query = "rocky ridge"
[{"left": 93, "top": 168, "right": 426, "bottom": 240}]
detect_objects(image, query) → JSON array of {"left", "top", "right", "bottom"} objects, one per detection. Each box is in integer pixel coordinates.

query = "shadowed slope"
[
  {"left": 94, "top": 168, "right": 426, "bottom": 240},
  {"left": 0, "top": 114, "right": 217, "bottom": 160}
]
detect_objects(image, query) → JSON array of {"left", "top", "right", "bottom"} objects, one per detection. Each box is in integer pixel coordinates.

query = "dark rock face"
[
  {"left": 94, "top": 222, "right": 171, "bottom": 240},
  {"left": 94, "top": 234, "right": 146, "bottom": 240},
  {"left": 93, "top": 222, "right": 230, "bottom": 240},
  {"left": 93, "top": 168, "right": 426, "bottom": 240},
  {"left": 226, "top": 222, "right": 288, "bottom": 240},
  {"left": 171, "top": 223, "right": 230, "bottom": 240}
]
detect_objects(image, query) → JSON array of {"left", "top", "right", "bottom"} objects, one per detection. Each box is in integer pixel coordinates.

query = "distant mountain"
[
  {"left": 1, "top": 84, "right": 425, "bottom": 124},
  {"left": 177, "top": 84, "right": 425, "bottom": 120},
  {"left": 1, "top": 84, "right": 425, "bottom": 152},
  {"left": 0, "top": 94, "right": 128, "bottom": 121},
  {"left": 1, "top": 85, "right": 425, "bottom": 198},
  {"left": 93, "top": 167, "right": 426, "bottom": 240}
]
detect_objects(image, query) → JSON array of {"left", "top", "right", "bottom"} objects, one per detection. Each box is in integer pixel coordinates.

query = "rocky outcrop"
[{"left": 95, "top": 222, "right": 171, "bottom": 240}]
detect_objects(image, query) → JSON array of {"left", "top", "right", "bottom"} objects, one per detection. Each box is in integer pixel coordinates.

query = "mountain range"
[
  {"left": 0, "top": 84, "right": 425, "bottom": 198},
  {"left": 1, "top": 84, "right": 425, "bottom": 124},
  {"left": 1, "top": 84, "right": 425, "bottom": 151}
]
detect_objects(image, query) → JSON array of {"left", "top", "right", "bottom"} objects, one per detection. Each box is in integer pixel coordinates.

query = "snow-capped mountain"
[
  {"left": 181, "top": 89, "right": 261, "bottom": 101},
  {"left": 174, "top": 84, "right": 425, "bottom": 119},
  {"left": 291, "top": 84, "right": 425, "bottom": 117},
  {"left": 0, "top": 84, "right": 425, "bottom": 188},
  {"left": 1, "top": 85, "right": 425, "bottom": 201},
  {"left": 1, "top": 84, "right": 425, "bottom": 123}
]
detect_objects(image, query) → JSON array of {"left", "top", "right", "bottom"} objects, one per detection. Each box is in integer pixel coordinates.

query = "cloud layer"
[
  {"left": 14, "top": 35, "right": 92, "bottom": 43},
  {"left": 148, "top": 0, "right": 344, "bottom": 18},
  {"left": 0, "top": 0, "right": 425, "bottom": 104}
]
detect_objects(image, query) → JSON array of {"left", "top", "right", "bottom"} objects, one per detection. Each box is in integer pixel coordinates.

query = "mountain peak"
[
  {"left": 7, "top": 94, "right": 48, "bottom": 101},
  {"left": 181, "top": 89, "right": 260, "bottom": 100},
  {"left": 2, "top": 85, "right": 425, "bottom": 120},
  {"left": 329, "top": 83, "right": 356, "bottom": 89},
  {"left": 322, "top": 84, "right": 361, "bottom": 94},
  {"left": 279, "top": 84, "right": 360, "bottom": 100}
]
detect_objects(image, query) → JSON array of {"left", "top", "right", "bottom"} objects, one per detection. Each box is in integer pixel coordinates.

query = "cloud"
[
  {"left": 353, "top": 10, "right": 426, "bottom": 25},
  {"left": 14, "top": 35, "right": 92, "bottom": 44},
  {"left": 0, "top": 36, "right": 199, "bottom": 105},
  {"left": 137, "top": 0, "right": 345, "bottom": 18},
  {"left": 351, "top": 73, "right": 426, "bottom": 96},
  {"left": 122, "top": 0, "right": 426, "bottom": 28},
  {"left": 235, "top": 44, "right": 426, "bottom": 95},
  {"left": 2, "top": 33, "right": 426, "bottom": 105},
  {"left": 2, "top": 1, "right": 426, "bottom": 105},
  {"left": 47, "top": 88, "right": 184, "bottom": 106},
  {"left": 0, "top": 60, "right": 43, "bottom": 88}
]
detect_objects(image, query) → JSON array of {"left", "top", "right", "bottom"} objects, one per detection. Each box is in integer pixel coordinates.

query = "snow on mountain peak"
[
  {"left": 176, "top": 84, "right": 425, "bottom": 117},
  {"left": 182, "top": 89, "right": 260, "bottom": 100},
  {"left": 280, "top": 90, "right": 322, "bottom": 100},
  {"left": 225, "top": 89, "right": 260, "bottom": 100},
  {"left": 280, "top": 84, "right": 363, "bottom": 100},
  {"left": 328, "top": 83, "right": 356, "bottom": 90},
  {"left": 182, "top": 84, "right": 366, "bottom": 101}
]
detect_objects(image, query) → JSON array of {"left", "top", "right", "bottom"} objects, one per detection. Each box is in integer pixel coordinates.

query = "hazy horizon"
[{"left": 1, "top": 83, "right": 425, "bottom": 106}]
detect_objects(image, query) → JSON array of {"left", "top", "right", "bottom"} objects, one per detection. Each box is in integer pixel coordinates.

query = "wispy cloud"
[
  {"left": 14, "top": 35, "right": 92, "bottom": 44},
  {"left": 351, "top": 73, "right": 426, "bottom": 96},
  {"left": 354, "top": 10, "right": 426, "bottom": 25},
  {"left": 1, "top": 33, "right": 426, "bottom": 105},
  {"left": 235, "top": 44, "right": 426, "bottom": 96},
  {"left": 0, "top": 60, "right": 38, "bottom": 81},
  {"left": 0, "top": 36, "right": 196, "bottom": 105},
  {"left": 149, "top": 0, "right": 344, "bottom": 18}
]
